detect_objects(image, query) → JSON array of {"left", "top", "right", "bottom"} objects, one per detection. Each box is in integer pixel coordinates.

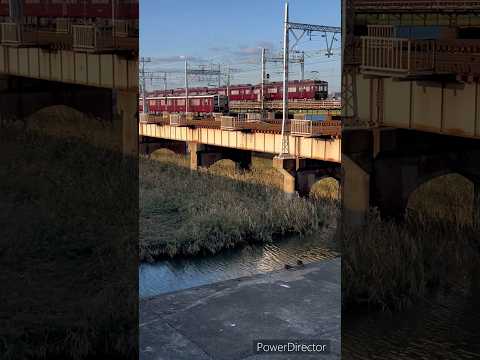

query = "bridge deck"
[
  {"left": 0, "top": 45, "right": 137, "bottom": 91},
  {"left": 139, "top": 121, "right": 341, "bottom": 163}
]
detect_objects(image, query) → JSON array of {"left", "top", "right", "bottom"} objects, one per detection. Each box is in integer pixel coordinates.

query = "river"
[
  {"left": 139, "top": 224, "right": 338, "bottom": 298},
  {"left": 343, "top": 284, "right": 480, "bottom": 359}
]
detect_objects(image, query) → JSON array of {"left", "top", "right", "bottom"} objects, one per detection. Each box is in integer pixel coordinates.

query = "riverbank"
[
  {"left": 140, "top": 258, "right": 341, "bottom": 360},
  {"left": 140, "top": 152, "right": 339, "bottom": 261},
  {"left": 0, "top": 128, "right": 137, "bottom": 359}
]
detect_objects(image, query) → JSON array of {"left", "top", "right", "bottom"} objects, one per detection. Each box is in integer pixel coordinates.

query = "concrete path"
[{"left": 140, "top": 257, "right": 341, "bottom": 360}]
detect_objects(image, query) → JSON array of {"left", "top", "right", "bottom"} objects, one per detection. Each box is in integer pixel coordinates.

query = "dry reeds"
[
  {"left": 341, "top": 174, "right": 480, "bottom": 311},
  {"left": 140, "top": 152, "right": 339, "bottom": 260}
]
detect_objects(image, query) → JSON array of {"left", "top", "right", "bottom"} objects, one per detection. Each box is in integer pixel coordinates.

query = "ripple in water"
[{"left": 139, "top": 227, "right": 338, "bottom": 298}]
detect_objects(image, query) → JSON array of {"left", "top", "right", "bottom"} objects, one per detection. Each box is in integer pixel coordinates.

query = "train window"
[
  {"left": 177, "top": 99, "right": 185, "bottom": 105},
  {"left": 253, "top": 89, "right": 260, "bottom": 94},
  {"left": 245, "top": 89, "right": 251, "bottom": 94},
  {"left": 268, "top": 88, "right": 277, "bottom": 94},
  {"left": 288, "top": 87, "right": 297, "bottom": 93},
  {"left": 192, "top": 99, "right": 200, "bottom": 106},
  {"left": 218, "top": 90, "right": 226, "bottom": 95},
  {"left": 231, "top": 90, "right": 239, "bottom": 95}
]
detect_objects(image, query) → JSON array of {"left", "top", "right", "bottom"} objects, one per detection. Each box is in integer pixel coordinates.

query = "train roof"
[{"left": 145, "top": 94, "right": 225, "bottom": 100}]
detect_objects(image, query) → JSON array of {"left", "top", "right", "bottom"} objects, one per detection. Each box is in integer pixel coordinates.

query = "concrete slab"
[{"left": 140, "top": 258, "right": 341, "bottom": 360}]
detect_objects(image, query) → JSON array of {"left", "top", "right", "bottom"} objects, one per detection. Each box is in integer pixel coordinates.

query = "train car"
[
  {"left": 144, "top": 79, "right": 329, "bottom": 107},
  {"left": 146, "top": 94, "right": 228, "bottom": 114},
  {"left": 226, "top": 80, "right": 328, "bottom": 102},
  {"left": 0, "top": 0, "right": 8, "bottom": 22},
  {"left": 263, "top": 80, "right": 328, "bottom": 101},
  {"left": 227, "top": 84, "right": 258, "bottom": 101},
  {"left": 4, "top": 0, "right": 138, "bottom": 31}
]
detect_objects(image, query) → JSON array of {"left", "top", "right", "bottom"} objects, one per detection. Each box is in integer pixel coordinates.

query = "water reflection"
[{"left": 139, "top": 227, "right": 338, "bottom": 298}]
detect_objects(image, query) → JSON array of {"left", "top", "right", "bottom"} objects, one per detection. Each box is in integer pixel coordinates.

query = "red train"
[
  {"left": 149, "top": 79, "right": 329, "bottom": 103},
  {"left": 141, "top": 94, "right": 229, "bottom": 114},
  {"left": 0, "top": 0, "right": 138, "bottom": 28}
]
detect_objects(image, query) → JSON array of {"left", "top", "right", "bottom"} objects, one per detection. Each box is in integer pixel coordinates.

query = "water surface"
[{"left": 139, "top": 225, "right": 338, "bottom": 298}]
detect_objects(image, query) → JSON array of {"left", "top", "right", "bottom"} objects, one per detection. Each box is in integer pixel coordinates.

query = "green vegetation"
[
  {"left": 140, "top": 150, "right": 339, "bottom": 261},
  {"left": 341, "top": 174, "right": 480, "bottom": 311},
  {"left": 0, "top": 128, "right": 137, "bottom": 359}
]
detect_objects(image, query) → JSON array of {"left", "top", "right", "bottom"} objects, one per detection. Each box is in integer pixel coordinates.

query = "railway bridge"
[
  {"left": 342, "top": 0, "right": 480, "bottom": 225},
  {"left": 139, "top": 114, "right": 342, "bottom": 197},
  {"left": 0, "top": 12, "right": 138, "bottom": 156}
]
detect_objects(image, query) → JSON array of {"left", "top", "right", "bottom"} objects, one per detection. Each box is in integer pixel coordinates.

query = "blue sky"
[{"left": 140, "top": 0, "right": 341, "bottom": 92}]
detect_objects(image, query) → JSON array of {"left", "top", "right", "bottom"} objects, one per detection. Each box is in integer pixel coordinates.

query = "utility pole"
[
  {"left": 218, "top": 64, "right": 221, "bottom": 87},
  {"left": 280, "top": 1, "right": 289, "bottom": 156},
  {"left": 300, "top": 51, "right": 305, "bottom": 81},
  {"left": 162, "top": 72, "right": 167, "bottom": 109},
  {"left": 226, "top": 66, "right": 231, "bottom": 96},
  {"left": 276, "top": 2, "right": 340, "bottom": 155},
  {"left": 140, "top": 57, "right": 151, "bottom": 114},
  {"left": 261, "top": 47, "right": 266, "bottom": 115},
  {"left": 184, "top": 58, "right": 189, "bottom": 114}
]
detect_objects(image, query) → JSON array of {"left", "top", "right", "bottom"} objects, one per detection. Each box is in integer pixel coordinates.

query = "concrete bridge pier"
[
  {"left": 273, "top": 157, "right": 341, "bottom": 196},
  {"left": 273, "top": 157, "right": 298, "bottom": 194},
  {"left": 342, "top": 128, "right": 480, "bottom": 226},
  {"left": 188, "top": 142, "right": 252, "bottom": 171}
]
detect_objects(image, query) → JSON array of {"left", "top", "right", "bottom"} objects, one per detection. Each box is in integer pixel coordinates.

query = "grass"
[
  {"left": 140, "top": 150, "right": 339, "bottom": 261},
  {"left": 0, "top": 127, "right": 138, "bottom": 359},
  {"left": 341, "top": 174, "right": 480, "bottom": 311}
]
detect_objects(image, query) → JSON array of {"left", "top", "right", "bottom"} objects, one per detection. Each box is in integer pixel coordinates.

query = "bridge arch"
[
  {"left": 372, "top": 152, "right": 480, "bottom": 222},
  {"left": 295, "top": 165, "right": 341, "bottom": 198},
  {"left": 406, "top": 173, "right": 476, "bottom": 225},
  {"left": 0, "top": 78, "right": 116, "bottom": 125},
  {"left": 309, "top": 176, "right": 340, "bottom": 201},
  {"left": 140, "top": 137, "right": 187, "bottom": 157}
]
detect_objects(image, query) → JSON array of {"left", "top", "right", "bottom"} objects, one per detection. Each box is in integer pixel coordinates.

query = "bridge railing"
[
  {"left": 291, "top": 119, "right": 342, "bottom": 137},
  {"left": 72, "top": 25, "right": 97, "bottom": 50},
  {"left": 246, "top": 112, "right": 262, "bottom": 121},
  {"left": 361, "top": 36, "right": 436, "bottom": 75},
  {"left": 1, "top": 22, "right": 20, "bottom": 44},
  {"left": 291, "top": 120, "right": 317, "bottom": 136},
  {"left": 113, "top": 20, "right": 129, "bottom": 37},
  {"left": 220, "top": 115, "right": 248, "bottom": 130},
  {"left": 72, "top": 25, "right": 120, "bottom": 51},
  {"left": 354, "top": 0, "right": 480, "bottom": 10},
  {"left": 56, "top": 18, "right": 70, "bottom": 34},
  {"left": 367, "top": 25, "right": 396, "bottom": 37},
  {"left": 169, "top": 113, "right": 188, "bottom": 127}
]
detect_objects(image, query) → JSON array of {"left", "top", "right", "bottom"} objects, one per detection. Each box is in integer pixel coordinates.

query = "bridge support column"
[
  {"left": 273, "top": 157, "right": 298, "bottom": 194},
  {"left": 114, "top": 90, "right": 138, "bottom": 157}
]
